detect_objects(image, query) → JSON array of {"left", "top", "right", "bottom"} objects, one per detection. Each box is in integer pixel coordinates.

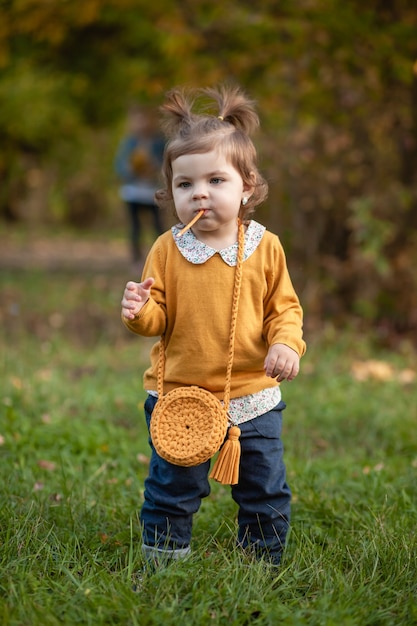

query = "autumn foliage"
[{"left": 0, "top": 0, "right": 416, "bottom": 340}]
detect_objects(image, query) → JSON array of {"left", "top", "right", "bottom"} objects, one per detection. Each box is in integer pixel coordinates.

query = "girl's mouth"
[{"left": 176, "top": 209, "right": 206, "bottom": 237}]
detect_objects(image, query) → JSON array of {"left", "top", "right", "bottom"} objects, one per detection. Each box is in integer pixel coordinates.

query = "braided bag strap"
[
  {"left": 223, "top": 220, "right": 244, "bottom": 413},
  {"left": 157, "top": 220, "right": 245, "bottom": 405}
]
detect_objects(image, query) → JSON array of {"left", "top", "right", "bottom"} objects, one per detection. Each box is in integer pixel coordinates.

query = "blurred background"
[{"left": 0, "top": 0, "right": 416, "bottom": 345}]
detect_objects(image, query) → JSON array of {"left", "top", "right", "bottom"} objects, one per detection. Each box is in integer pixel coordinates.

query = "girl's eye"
[
  {"left": 210, "top": 177, "right": 223, "bottom": 184},
  {"left": 178, "top": 181, "right": 191, "bottom": 188}
]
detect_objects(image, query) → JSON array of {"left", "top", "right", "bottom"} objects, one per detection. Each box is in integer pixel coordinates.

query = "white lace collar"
[{"left": 172, "top": 220, "right": 266, "bottom": 266}]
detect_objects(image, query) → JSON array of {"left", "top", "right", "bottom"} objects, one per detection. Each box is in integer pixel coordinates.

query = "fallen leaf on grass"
[
  {"left": 50, "top": 493, "right": 63, "bottom": 502},
  {"left": 363, "top": 463, "right": 384, "bottom": 475},
  {"left": 98, "top": 532, "right": 123, "bottom": 548},
  {"left": 397, "top": 368, "right": 416, "bottom": 384},
  {"left": 49, "top": 312, "right": 65, "bottom": 329},
  {"left": 36, "top": 368, "right": 53, "bottom": 382},
  {"left": 37, "top": 460, "right": 57, "bottom": 471},
  {"left": 313, "top": 437, "right": 329, "bottom": 450},
  {"left": 351, "top": 360, "right": 416, "bottom": 384},
  {"left": 351, "top": 360, "right": 393, "bottom": 381},
  {"left": 137, "top": 453, "right": 150, "bottom": 465}
]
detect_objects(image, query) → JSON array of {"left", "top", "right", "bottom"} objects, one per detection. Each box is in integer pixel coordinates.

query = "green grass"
[{"left": 1, "top": 266, "right": 417, "bottom": 625}]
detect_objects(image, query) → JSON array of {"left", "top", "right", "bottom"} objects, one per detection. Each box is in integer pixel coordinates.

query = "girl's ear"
[{"left": 243, "top": 171, "right": 256, "bottom": 197}]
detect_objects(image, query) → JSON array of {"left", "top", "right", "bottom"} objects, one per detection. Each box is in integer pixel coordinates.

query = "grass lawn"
[{"left": 1, "top": 262, "right": 416, "bottom": 625}]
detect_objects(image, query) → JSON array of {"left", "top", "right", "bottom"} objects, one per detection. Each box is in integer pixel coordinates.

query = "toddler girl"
[{"left": 121, "top": 85, "right": 306, "bottom": 567}]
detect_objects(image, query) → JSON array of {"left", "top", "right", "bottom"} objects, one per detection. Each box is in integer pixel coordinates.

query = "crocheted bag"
[
  {"left": 150, "top": 383, "right": 228, "bottom": 467},
  {"left": 150, "top": 222, "right": 245, "bottom": 485}
]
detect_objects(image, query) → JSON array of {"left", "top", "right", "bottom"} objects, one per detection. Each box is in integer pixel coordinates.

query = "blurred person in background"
[{"left": 115, "top": 105, "right": 165, "bottom": 267}]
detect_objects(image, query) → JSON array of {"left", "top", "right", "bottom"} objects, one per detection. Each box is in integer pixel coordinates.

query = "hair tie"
[{"left": 218, "top": 115, "right": 224, "bottom": 121}]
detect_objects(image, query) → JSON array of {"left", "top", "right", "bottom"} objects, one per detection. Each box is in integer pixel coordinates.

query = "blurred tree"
[{"left": 0, "top": 0, "right": 416, "bottom": 339}]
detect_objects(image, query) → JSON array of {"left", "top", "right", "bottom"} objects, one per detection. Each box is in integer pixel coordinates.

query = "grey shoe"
[
  {"left": 131, "top": 544, "right": 191, "bottom": 592},
  {"left": 141, "top": 543, "right": 191, "bottom": 565}
]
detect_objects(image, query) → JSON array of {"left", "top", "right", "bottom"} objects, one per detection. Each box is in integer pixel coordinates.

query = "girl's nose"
[{"left": 192, "top": 186, "right": 208, "bottom": 199}]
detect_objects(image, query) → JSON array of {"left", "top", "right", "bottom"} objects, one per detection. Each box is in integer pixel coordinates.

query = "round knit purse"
[{"left": 150, "top": 222, "right": 245, "bottom": 484}]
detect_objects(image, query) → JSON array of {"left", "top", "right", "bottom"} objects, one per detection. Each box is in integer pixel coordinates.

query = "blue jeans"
[
  {"left": 140, "top": 395, "right": 291, "bottom": 565},
  {"left": 126, "top": 201, "right": 163, "bottom": 262}
]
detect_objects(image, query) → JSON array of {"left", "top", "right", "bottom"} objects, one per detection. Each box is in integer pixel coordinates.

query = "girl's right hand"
[{"left": 121, "top": 277, "right": 155, "bottom": 320}]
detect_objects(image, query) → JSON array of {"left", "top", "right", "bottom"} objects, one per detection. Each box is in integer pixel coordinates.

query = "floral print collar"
[{"left": 172, "top": 219, "right": 266, "bottom": 266}]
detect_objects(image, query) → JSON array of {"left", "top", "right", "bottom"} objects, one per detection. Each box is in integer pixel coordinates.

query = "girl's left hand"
[{"left": 264, "top": 343, "right": 300, "bottom": 382}]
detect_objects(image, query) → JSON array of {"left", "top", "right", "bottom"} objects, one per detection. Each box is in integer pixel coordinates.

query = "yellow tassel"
[{"left": 209, "top": 426, "right": 241, "bottom": 485}]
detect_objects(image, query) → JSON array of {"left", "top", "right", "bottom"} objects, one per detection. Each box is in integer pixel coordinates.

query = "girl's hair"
[{"left": 155, "top": 84, "right": 268, "bottom": 219}]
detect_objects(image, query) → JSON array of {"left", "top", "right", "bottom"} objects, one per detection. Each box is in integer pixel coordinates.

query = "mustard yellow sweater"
[{"left": 123, "top": 226, "right": 306, "bottom": 400}]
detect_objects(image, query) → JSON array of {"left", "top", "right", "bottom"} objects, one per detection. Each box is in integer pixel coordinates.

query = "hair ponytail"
[
  {"left": 160, "top": 88, "right": 196, "bottom": 138},
  {"left": 202, "top": 85, "right": 260, "bottom": 135}
]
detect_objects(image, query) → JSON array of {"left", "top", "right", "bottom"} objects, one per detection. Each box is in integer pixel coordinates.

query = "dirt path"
[{"left": 0, "top": 232, "right": 131, "bottom": 272}]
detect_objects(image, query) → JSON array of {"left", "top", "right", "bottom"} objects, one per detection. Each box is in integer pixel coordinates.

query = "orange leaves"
[{"left": 8, "top": 0, "right": 104, "bottom": 45}]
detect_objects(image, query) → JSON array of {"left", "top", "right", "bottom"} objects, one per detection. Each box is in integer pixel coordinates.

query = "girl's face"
[{"left": 171, "top": 150, "right": 253, "bottom": 244}]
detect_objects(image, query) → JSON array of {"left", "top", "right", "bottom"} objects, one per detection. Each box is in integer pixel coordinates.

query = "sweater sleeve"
[
  {"left": 122, "top": 238, "right": 167, "bottom": 337},
  {"left": 263, "top": 236, "right": 306, "bottom": 357}
]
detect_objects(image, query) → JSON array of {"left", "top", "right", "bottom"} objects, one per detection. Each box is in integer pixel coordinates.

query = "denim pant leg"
[
  {"left": 231, "top": 401, "right": 291, "bottom": 565},
  {"left": 149, "top": 202, "right": 164, "bottom": 235},
  {"left": 140, "top": 395, "right": 211, "bottom": 550}
]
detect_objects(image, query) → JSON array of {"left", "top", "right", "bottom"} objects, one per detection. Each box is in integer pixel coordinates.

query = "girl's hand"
[
  {"left": 264, "top": 343, "right": 300, "bottom": 382},
  {"left": 121, "top": 278, "right": 155, "bottom": 320}
]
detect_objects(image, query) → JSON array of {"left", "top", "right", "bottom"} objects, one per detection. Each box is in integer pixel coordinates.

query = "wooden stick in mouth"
[{"left": 176, "top": 209, "right": 205, "bottom": 237}]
